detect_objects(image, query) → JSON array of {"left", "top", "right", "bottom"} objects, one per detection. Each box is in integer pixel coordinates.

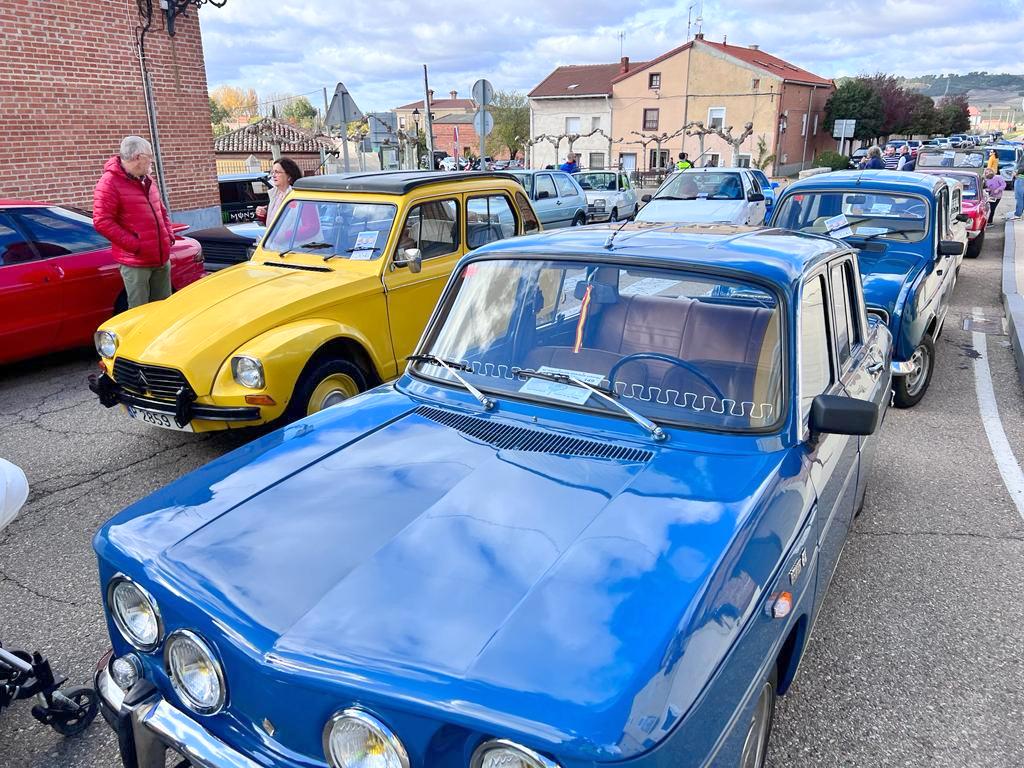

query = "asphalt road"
[{"left": 1, "top": 205, "right": 1023, "bottom": 767}]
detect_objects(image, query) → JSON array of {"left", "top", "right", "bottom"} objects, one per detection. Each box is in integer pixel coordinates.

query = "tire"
[
  {"left": 966, "top": 229, "right": 984, "bottom": 258},
  {"left": 571, "top": 213, "right": 586, "bottom": 227},
  {"left": 892, "top": 334, "right": 935, "bottom": 408},
  {"left": 738, "top": 667, "right": 777, "bottom": 768},
  {"left": 287, "top": 358, "right": 368, "bottom": 422},
  {"left": 48, "top": 686, "right": 98, "bottom": 737}
]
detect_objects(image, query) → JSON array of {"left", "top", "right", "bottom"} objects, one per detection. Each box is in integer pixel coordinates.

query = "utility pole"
[
  {"left": 323, "top": 87, "right": 329, "bottom": 132},
  {"left": 423, "top": 65, "right": 435, "bottom": 167}
]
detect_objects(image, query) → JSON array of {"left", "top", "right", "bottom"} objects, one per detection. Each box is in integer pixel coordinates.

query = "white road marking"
[{"left": 971, "top": 306, "right": 1024, "bottom": 521}]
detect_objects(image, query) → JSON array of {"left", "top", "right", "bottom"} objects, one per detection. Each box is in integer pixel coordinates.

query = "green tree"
[
  {"left": 752, "top": 135, "right": 776, "bottom": 170},
  {"left": 936, "top": 94, "right": 971, "bottom": 134},
  {"left": 824, "top": 78, "right": 884, "bottom": 141},
  {"left": 486, "top": 90, "right": 529, "bottom": 160},
  {"left": 210, "top": 96, "right": 230, "bottom": 126},
  {"left": 906, "top": 92, "right": 938, "bottom": 135},
  {"left": 282, "top": 96, "right": 318, "bottom": 130}
]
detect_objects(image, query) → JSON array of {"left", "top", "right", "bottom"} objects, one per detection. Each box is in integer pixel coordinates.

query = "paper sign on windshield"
[
  {"left": 824, "top": 214, "right": 853, "bottom": 238},
  {"left": 350, "top": 231, "right": 378, "bottom": 260},
  {"left": 518, "top": 366, "right": 605, "bottom": 405}
]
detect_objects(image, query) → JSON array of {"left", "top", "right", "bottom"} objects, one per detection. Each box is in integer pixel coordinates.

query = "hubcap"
[
  {"left": 738, "top": 681, "right": 773, "bottom": 768},
  {"left": 307, "top": 373, "right": 358, "bottom": 415},
  {"left": 904, "top": 344, "right": 931, "bottom": 397}
]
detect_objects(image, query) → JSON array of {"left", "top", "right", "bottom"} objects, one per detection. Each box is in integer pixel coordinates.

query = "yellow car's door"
[{"left": 382, "top": 194, "right": 465, "bottom": 363}]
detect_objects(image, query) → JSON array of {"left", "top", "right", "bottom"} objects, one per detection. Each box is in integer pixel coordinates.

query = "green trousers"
[{"left": 119, "top": 263, "right": 171, "bottom": 308}]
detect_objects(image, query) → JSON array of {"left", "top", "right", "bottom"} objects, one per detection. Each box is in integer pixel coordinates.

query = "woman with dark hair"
[{"left": 257, "top": 156, "right": 302, "bottom": 224}]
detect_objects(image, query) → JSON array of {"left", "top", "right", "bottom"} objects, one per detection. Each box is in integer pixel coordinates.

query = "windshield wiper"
[
  {"left": 407, "top": 354, "right": 495, "bottom": 410},
  {"left": 652, "top": 195, "right": 697, "bottom": 201},
  {"left": 850, "top": 229, "right": 916, "bottom": 243},
  {"left": 516, "top": 370, "right": 666, "bottom": 442},
  {"left": 274, "top": 241, "right": 332, "bottom": 259}
]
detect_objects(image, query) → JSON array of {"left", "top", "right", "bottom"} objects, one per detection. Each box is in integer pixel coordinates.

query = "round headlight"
[
  {"left": 164, "top": 630, "right": 225, "bottom": 714},
  {"left": 471, "top": 740, "right": 560, "bottom": 768},
  {"left": 323, "top": 709, "right": 409, "bottom": 768},
  {"left": 109, "top": 653, "right": 142, "bottom": 692},
  {"left": 108, "top": 576, "right": 162, "bottom": 651},
  {"left": 231, "top": 355, "right": 265, "bottom": 389},
  {"left": 95, "top": 330, "right": 118, "bottom": 359}
]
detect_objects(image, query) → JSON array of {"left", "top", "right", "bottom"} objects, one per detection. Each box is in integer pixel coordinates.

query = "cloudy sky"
[{"left": 200, "top": 0, "right": 1024, "bottom": 112}]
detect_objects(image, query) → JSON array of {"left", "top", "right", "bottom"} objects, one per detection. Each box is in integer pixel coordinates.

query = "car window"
[
  {"left": 938, "top": 188, "right": 951, "bottom": 238},
  {"left": 399, "top": 199, "right": 459, "bottom": 260},
  {"left": 554, "top": 174, "right": 580, "bottom": 198},
  {"left": 535, "top": 174, "right": 557, "bottom": 199},
  {"left": 466, "top": 195, "right": 517, "bottom": 250},
  {"left": 657, "top": 172, "right": 744, "bottom": 200},
  {"left": 263, "top": 199, "right": 397, "bottom": 260},
  {"left": 574, "top": 172, "right": 617, "bottom": 192},
  {"left": 748, "top": 173, "right": 761, "bottom": 195},
  {"left": 0, "top": 214, "right": 38, "bottom": 266},
  {"left": 800, "top": 274, "right": 833, "bottom": 425},
  {"left": 829, "top": 263, "right": 852, "bottom": 367},
  {"left": 514, "top": 191, "right": 540, "bottom": 233},
  {"left": 774, "top": 191, "right": 929, "bottom": 242},
  {"left": 12, "top": 207, "right": 109, "bottom": 257},
  {"left": 511, "top": 173, "right": 533, "bottom": 196}
]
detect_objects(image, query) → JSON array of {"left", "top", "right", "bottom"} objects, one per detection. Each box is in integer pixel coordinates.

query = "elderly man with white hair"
[{"left": 92, "top": 136, "right": 176, "bottom": 308}]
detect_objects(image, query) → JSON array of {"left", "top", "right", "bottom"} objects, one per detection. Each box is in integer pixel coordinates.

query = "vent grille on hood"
[{"left": 415, "top": 405, "right": 654, "bottom": 462}]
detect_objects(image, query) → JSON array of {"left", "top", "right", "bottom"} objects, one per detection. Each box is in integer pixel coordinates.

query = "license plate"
[{"left": 123, "top": 404, "right": 193, "bottom": 432}]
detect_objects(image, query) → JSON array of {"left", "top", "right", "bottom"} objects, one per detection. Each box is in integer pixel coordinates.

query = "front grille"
[
  {"left": 197, "top": 240, "right": 249, "bottom": 265},
  {"left": 415, "top": 405, "right": 653, "bottom": 462},
  {"left": 113, "top": 359, "right": 192, "bottom": 401}
]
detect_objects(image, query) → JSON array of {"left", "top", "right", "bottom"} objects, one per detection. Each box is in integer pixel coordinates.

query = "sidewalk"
[{"left": 1001, "top": 213, "right": 1024, "bottom": 385}]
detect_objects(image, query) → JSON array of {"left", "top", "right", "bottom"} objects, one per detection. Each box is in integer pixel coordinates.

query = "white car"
[
  {"left": 635, "top": 168, "right": 767, "bottom": 225},
  {"left": 572, "top": 170, "right": 639, "bottom": 222},
  {"left": 0, "top": 458, "right": 28, "bottom": 531}
]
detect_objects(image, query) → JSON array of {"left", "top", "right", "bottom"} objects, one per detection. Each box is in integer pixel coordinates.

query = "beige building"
[
  {"left": 611, "top": 36, "right": 833, "bottom": 176},
  {"left": 394, "top": 90, "right": 475, "bottom": 141}
]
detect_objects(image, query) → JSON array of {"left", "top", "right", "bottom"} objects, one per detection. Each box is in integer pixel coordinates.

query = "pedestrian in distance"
[
  {"left": 987, "top": 150, "right": 1000, "bottom": 174},
  {"left": 983, "top": 169, "right": 1005, "bottom": 225},
  {"left": 92, "top": 136, "right": 175, "bottom": 309},
  {"left": 1010, "top": 154, "right": 1024, "bottom": 220},
  {"left": 676, "top": 152, "right": 692, "bottom": 170},
  {"left": 860, "top": 146, "right": 885, "bottom": 170},
  {"left": 256, "top": 156, "right": 302, "bottom": 226},
  {"left": 882, "top": 145, "right": 900, "bottom": 170},
  {"left": 559, "top": 153, "right": 580, "bottom": 173},
  {"left": 901, "top": 150, "right": 917, "bottom": 172},
  {"left": 896, "top": 145, "right": 911, "bottom": 170}
]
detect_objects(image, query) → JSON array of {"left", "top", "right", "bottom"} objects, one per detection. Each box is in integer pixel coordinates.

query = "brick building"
[{"left": 0, "top": 1, "right": 220, "bottom": 229}]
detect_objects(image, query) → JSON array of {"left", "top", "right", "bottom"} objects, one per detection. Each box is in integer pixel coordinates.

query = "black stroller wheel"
[{"left": 48, "top": 686, "right": 98, "bottom": 736}]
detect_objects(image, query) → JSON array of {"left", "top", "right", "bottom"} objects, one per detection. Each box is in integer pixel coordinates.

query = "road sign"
[
  {"left": 368, "top": 111, "right": 397, "bottom": 146},
  {"left": 325, "top": 83, "right": 364, "bottom": 172},
  {"left": 472, "top": 79, "right": 494, "bottom": 108},
  {"left": 473, "top": 110, "right": 494, "bottom": 137},
  {"left": 832, "top": 119, "right": 856, "bottom": 139}
]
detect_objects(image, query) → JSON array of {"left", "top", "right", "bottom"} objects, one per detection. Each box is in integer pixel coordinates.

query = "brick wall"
[{"left": 0, "top": 0, "right": 219, "bottom": 223}]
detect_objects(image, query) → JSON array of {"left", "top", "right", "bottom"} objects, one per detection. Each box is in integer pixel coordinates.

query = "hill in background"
[{"left": 901, "top": 72, "right": 1024, "bottom": 112}]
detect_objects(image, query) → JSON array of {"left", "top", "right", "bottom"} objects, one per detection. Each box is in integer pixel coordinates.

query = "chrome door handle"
[{"left": 866, "top": 361, "right": 884, "bottom": 374}]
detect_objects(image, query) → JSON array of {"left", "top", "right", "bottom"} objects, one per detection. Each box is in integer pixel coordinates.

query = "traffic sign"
[
  {"left": 472, "top": 79, "right": 494, "bottom": 108},
  {"left": 325, "top": 82, "right": 363, "bottom": 127},
  {"left": 832, "top": 119, "right": 856, "bottom": 139},
  {"left": 473, "top": 110, "right": 494, "bottom": 137}
]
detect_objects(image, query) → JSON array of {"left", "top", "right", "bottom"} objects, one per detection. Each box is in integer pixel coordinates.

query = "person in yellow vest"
[
  {"left": 676, "top": 152, "right": 692, "bottom": 170},
  {"left": 987, "top": 150, "right": 1000, "bottom": 174}
]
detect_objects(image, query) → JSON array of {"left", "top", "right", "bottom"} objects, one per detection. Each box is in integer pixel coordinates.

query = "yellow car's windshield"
[{"left": 263, "top": 199, "right": 397, "bottom": 260}]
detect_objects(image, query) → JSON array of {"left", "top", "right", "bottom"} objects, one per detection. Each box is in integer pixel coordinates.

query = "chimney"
[
  {"left": 723, "top": 35, "right": 727, "bottom": 44},
  {"left": 620, "top": 56, "right": 630, "bottom": 74},
  {"left": 450, "top": 90, "right": 457, "bottom": 100},
  {"left": 427, "top": 88, "right": 434, "bottom": 104},
  {"left": 749, "top": 44, "right": 759, "bottom": 50},
  {"left": 694, "top": 32, "right": 704, "bottom": 40}
]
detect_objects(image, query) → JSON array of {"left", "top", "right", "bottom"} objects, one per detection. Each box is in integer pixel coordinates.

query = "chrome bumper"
[
  {"left": 96, "top": 653, "right": 262, "bottom": 768},
  {"left": 891, "top": 360, "right": 916, "bottom": 376}
]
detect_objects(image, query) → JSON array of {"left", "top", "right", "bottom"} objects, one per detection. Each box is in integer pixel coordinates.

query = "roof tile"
[
  {"left": 213, "top": 117, "right": 336, "bottom": 155},
  {"left": 530, "top": 61, "right": 648, "bottom": 98}
]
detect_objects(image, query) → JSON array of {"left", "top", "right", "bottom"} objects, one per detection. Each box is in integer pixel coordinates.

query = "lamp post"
[{"left": 412, "top": 109, "right": 421, "bottom": 168}]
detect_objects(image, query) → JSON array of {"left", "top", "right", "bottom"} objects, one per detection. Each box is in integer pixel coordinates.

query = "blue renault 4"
[
  {"left": 770, "top": 170, "right": 966, "bottom": 407},
  {"left": 93, "top": 224, "right": 891, "bottom": 768}
]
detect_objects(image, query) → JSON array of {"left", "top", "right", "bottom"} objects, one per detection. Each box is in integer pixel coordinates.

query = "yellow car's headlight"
[
  {"left": 231, "top": 356, "right": 265, "bottom": 389},
  {"left": 95, "top": 330, "right": 118, "bottom": 359}
]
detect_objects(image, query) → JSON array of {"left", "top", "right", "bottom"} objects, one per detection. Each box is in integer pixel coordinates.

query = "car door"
[
  {"left": 932, "top": 188, "right": 958, "bottom": 331},
  {"left": 12, "top": 206, "right": 120, "bottom": 349},
  {"left": 744, "top": 172, "right": 767, "bottom": 224},
  {"left": 382, "top": 195, "right": 464, "bottom": 364},
  {"left": 619, "top": 173, "right": 638, "bottom": 217},
  {"left": 0, "top": 211, "right": 65, "bottom": 363},
  {"left": 553, "top": 173, "right": 584, "bottom": 226},
  {"left": 533, "top": 173, "right": 564, "bottom": 228},
  {"left": 798, "top": 270, "right": 860, "bottom": 611}
]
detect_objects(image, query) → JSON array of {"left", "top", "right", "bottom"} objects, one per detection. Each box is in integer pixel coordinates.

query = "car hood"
[
  {"left": 115, "top": 262, "right": 380, "bottom": 394},
  {"left": 98, "top": 391, "right": 791, "bottom": 758},
  {"left": 851, "top": 241, "right": 925, "bottom": 317},
  {"left": 635, "top": 198, "right": 748, "bottom": 224}
]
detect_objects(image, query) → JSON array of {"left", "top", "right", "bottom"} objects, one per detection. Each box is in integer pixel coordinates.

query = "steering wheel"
[{"left": 607, "top": 352, "right": 726, "bottom": 402}]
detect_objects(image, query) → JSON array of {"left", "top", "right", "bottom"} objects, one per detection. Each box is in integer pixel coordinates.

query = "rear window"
[{"left": 917, "top": 151, "right": 985, "bottom": 169}]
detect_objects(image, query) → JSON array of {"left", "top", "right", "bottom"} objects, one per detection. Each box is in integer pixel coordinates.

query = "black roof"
[{"left": 292, "top": 171, "right": 519, "bottom": 194}]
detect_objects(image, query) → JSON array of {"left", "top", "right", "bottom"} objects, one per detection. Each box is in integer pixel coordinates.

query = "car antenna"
[{"left": 603, "top": 217, "right": 633, "bottom": 250}]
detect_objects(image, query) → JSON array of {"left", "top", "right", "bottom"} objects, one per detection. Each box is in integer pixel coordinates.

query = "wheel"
[
  {"left": 48, "top": 686, "right": 98, "bottom": 737},
  {"left": 288, "top": 358, "right": 368, "bottom": 420},
  {"left": 609, "top": 207, "right": 619, "bottom": 223},
  {"left": 738, "top": 668, "right": 777, "bottom": 768},
  {"left": 966, "top": 229, "right": 984, "bottom": 258},
  {"left": 892, "top": 334, "right": 935, "bottom": 408},
  {"left": 113, "top": 291, "right": 128, "bottom": 314},
  {"left": 571, "top": 213, "right": 586, "bottom": 226}
]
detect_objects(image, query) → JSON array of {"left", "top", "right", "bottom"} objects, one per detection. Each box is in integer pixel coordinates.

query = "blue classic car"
[
  {"left": 770, "top": 170, "right": 965, "bottom": 407},
  {"left": 748, "top": 169, "right": 778, "bottom": 223},
  {"left": 93, "top": 224, "right": 890, "bottom": 768}
]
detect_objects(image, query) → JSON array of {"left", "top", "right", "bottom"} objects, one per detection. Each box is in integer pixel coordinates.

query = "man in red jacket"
[{"left": 93, "top": 136, "right": 175, "bottom": 308}]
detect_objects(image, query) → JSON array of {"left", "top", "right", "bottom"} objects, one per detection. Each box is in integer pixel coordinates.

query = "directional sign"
[
  {"left": 832, "top": 119, "right": 856, "bottom": 139},
  {"left": 473, "top": 110, "right": 494, "bottom": 137},
  {"left": 472, "top": 78, "right": 494, "bottom": 108},
  {"left": 325, "top": 82, "right": 363, "bottom": 127}
]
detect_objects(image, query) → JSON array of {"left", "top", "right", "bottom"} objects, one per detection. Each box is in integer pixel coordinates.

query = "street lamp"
[{"left": 412, "top": 109, "right": 421, "bottom": 168}]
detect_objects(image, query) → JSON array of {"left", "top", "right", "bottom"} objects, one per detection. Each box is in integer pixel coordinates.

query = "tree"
[
  {"left": 824, "top": 79, "right": 884, "bottom": 141},
  {"left": 486, "top": 90, "right": 529, "bottom": 160},
  {"left": 210, "top": 85, "right": 259, "bottom": 119},
  {"left": 906, "top": 92, "right": 938, "bottom": 136},
  {"left": 209, "top": 96, "right": 230, "bottom": 126},
  {"left": 936, "top": 94, "right": 971, "bottom": 134},
  {"left": 282, "top": 96, "right": 318, "bottom": 130},
  {"left": 864, "top": 74, "right": 914, "bottom": 136},
  {"left": 752, "top": 135, "right": 776, "bottom": 170}
]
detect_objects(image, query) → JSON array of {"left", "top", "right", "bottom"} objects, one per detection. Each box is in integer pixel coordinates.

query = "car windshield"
[
  {"left": 951, "top": 175, "right": 979, "bottom": 198},
  {"left": 413, "top": 258, "right": 784, "bottom": 431},
  {"left": 992, "top": 148, "right": 1018, "bottom": 163},
  {"left": 657, "top": 172, "right": 745, "bottom": 201},
  {"left": 574, "top": 172, "right": 617, "bottom": 191},
  {"left": 774, "top": 191, "right": 929, "bottom": 242},
  {"left": 509, "top": 172, "right": 534, "bottom": 196},
  {"left": 262, "top": 199, "right": 397, "bottom": 260},
  {"left": 917, "top": 150, "right": 985, "bottom": 169}
]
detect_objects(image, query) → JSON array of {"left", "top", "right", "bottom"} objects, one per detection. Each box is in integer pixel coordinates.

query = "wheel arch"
[{"left": 774, "top": 613, "right": 810, "bottom": 695}]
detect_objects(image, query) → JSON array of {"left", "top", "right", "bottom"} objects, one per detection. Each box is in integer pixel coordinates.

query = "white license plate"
[{"left": 123, "top": 404, "right": 193, "bottom": 432}]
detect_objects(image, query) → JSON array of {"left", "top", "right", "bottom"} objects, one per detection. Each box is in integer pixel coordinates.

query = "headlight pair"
[{"left": 94, "top": 330, "right": 118, "bottom": 359}]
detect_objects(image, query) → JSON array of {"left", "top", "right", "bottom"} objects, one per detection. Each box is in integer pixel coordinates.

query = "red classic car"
[
  {"left": 916, "top": 171, "right": 989, "bottom": 258},
  {"left": 0, "top": 200, "right": 204, "bottom": 365}
]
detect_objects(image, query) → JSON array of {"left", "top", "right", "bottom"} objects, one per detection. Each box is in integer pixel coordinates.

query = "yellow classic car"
[{"left": 87, "top": 171, "right": 541, "bottom": 432}]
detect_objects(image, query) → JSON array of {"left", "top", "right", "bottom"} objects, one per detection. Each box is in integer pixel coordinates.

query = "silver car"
[
  {"left": 508, "top": 170, "right": 588, "bottom": 228},
  {"left": 635, "top": 168, "right": 767, "bottom": 226},
  {"left": 572, "top": 170, "right": 639, "bottom": 222}
]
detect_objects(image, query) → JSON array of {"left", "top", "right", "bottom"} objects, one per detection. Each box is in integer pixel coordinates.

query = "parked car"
[
  {"left": 87, "top": 171, "right": 541, "bottom": 432},
  {"left": 917, "top": 170, "right": 987, "bottom": 257},
  {"left": 915, "top": 146, "right": 988, "bottom": 194},
  {"left": 508, "top": 169, "right": 588, "bottom": 228},
  {"left": 848, "top": 147, "right": 870, "bottom": 168},
  {"left": 984, "top": 143, "right": 1023, "bottom": 189},
  {"left": 572, "top": 170, "right": 638, "bottom": 221},
  {"left": 749, "top": 167, "right": 779, "bottom": 222},
  {"left": 906, "top": 140, "right": 922, "bottom": 156},
  {"left": 770, "top": 170, "right": 966, "bottom": 407},
  {"left": 92, "top": 222, "right": 889, "bottom": 768},
  {"left": 636, "top": 168, "right": 767, "bottom": 225},
  {"left": 0, "top": 200, "right": 203, "bottom": 366},
  {"left": 187, "top": 221, "right": 265, "bottom": 272},
  {"left": 217, "top": 172, "right": 270, "bottom": 224}
]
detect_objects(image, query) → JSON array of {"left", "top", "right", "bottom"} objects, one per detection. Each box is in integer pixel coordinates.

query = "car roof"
[
  {"left": 466, "top": 222, "right": 848, "bottom": 288},
  {"left": 0, "top": 199, "right": 48, "bottom": 207},
  {"left": 293, "top": 170, "right": 520, "bottom": 194},
  {"left": 781, "top": 169, "right": 944, "bottom": 195},
  {"left": 218, "top": 173, "right": 268, "bottom": 182}
]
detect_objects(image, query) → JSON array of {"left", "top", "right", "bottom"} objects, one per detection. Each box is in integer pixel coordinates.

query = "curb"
[{"left": 1001, "top": 220, "right": 1024, "bottom": 387}]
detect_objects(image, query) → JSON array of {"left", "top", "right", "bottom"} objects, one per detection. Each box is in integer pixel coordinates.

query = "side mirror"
[
  {"left": 770, "top": 182, "right": 779, "bottom": 189},
  {"left": 395, "top": 247, "right": 422, "bottom": 273},
  {"left": 748, "top": 192, "right": 766, "bottom": 202},
  {"left": 955, "top": 213, "right": 969, "bottom": 223},
  {"left": 537, "top": 190, "right": 550, "bottom": 200},
  {"left": 939, "top": 240, "right": 965, "bottom": 256},
  {"left": 810, "top": 394, "right": 879, "bottom": 438},
  {"left": 641, "top": 194, "right": 652, "bottom": 203}
]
